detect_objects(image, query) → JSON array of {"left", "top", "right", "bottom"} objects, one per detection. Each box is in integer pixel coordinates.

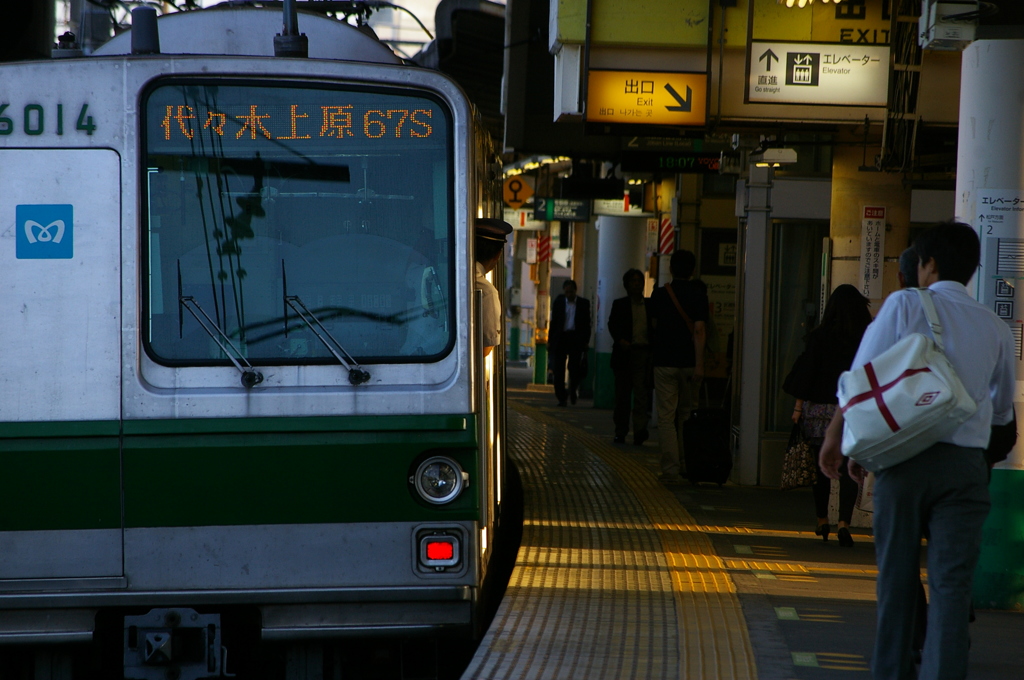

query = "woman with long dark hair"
[{"left": 783, "top": 284, "right": 872, "bottom": 546}]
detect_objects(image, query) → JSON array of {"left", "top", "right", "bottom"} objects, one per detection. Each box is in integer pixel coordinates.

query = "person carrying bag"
[
  {"left": 820, "top": 222, "right": 1016, "bottom": 680},
  {"left": 782, "top": 284, "right": 871, "bottom": 545},
  {"left": 649, "top": 250, "right": 708, "bottom": 485}
]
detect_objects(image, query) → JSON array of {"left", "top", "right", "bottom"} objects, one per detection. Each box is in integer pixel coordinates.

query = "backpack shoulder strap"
[
  {"left": 664, "top": 283, "right": 695, "bottom": 335},
  {"left": 915, "top": 287, "right": 945, "bottom": 353}
]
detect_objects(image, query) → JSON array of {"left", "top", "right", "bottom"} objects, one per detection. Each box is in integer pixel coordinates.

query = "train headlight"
[{"left": 412, "top": 456, "right": 468, "bottom": 504}]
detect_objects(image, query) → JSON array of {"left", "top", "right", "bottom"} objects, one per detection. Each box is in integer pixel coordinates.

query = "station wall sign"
[
  {"left": 585, "top": 70, "right": 707, "bottom": 126},
  {"left": 747, "top": 41, "right": 889, "bottom": 107},
  {"left": 593, "top": 197, "right": 654, "bottom": 217},
  {"left": 503, "top": 207, "right": 546, "bottom": 231},
  {"left": 533, "top": 198, "right": 591, "bottom": 222}
]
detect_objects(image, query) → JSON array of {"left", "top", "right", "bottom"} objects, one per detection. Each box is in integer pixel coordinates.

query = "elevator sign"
[
  {"left": 586, "top": 70, "right": 707, "bottom": 126},
  {"left": 748, "top": 41, "right": 889, "bottom": 107}
]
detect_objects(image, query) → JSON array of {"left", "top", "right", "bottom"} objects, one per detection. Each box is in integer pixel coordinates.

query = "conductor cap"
[{"left": 475, "top": 218, "right": 513, "bottom": 243}]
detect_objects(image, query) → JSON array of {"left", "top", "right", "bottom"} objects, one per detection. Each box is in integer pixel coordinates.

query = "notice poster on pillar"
[
  {"left": 977, "top": 189, "right": 1024, "bottom": 365},
  {"left": 977, "top": 190, "right": 1024, "bottom": 470},
  {"left": 701, "top": 275, "right": 737, "bottom": 379},
  {"left": 860, "top": 206, "right": 885, "bottom": 299},
  {"left": 646, "top": 218, "right": 659, "bottom": 257},
  {"left": 977, "top": 189, "right": 1024, "bottom": 306}
]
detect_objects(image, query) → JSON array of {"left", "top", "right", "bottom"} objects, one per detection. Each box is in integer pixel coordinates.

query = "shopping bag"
[
  {"left": 780, "top": 423, "right": 817, "bottom": 490},
  {"left": 838, "top": 289, "right": 976, "bottom": 473}
]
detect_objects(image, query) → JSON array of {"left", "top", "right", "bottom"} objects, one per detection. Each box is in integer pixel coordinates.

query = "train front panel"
[{"left": 0, "top": 53, "right": 494, "bottom": 659}]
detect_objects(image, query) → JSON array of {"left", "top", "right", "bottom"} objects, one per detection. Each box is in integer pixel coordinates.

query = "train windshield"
[{"left": 142, "top": 81, "right": 454, "bottom": 366}]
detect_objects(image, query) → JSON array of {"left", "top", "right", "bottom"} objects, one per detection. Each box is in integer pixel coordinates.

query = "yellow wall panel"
[
  {"left": 554, "top": 0, "right": 711, "bottom": 48},
  {"left": 752, "top": 0, "right": 890, "bottom": 46}
]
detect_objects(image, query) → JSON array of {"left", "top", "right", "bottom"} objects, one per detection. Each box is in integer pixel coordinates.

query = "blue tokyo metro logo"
[{"left": 16, "top": 204, "right": 73, "bottom": 259}]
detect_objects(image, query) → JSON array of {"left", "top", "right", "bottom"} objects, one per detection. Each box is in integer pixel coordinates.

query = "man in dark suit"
[
  {"left": 549, "top": 279, "right": 591, "bottom": 406},
  {"left": 608, "top": 269, "right": 653, "bottom": 444}
]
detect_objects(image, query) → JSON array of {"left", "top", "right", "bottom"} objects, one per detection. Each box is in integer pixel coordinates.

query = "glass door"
[{"left": 764, "top": 221, "right": 830, "bottom": 435}]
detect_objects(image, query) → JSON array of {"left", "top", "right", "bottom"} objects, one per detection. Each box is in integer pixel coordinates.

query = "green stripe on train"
[
  {"left": 0, "top": 437, "right": 121, "bottom": 531},
  {"left": 0, "top": 414, "right": 469, "bottom": 438},
  {"left": 0, "top": 415, "right": 480, "bottom": 531}
]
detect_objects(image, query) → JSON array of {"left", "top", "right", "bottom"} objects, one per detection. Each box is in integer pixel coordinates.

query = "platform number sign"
[
  {"left": 16, "top": 205, "right": 74, "bottom": 259},
  {"left": 0, "top": 103, "right": 95, "bottom": 136}
]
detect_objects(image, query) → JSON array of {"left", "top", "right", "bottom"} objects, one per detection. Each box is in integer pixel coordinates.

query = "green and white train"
[{"left": 0, "top": 5, "right": 511, "bottom": 678}]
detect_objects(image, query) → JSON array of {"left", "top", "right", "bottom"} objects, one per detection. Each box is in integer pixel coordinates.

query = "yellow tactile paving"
[{"left": 462, "top": 403, "right": 757, "bottom": 680}]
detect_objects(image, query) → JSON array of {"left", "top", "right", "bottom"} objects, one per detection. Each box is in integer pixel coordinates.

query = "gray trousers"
[
  {"left": 653, "top": 366, "right": 696, "bottom": 476},
  {"left": 871, "top": 443, "right": 990, "bottom": 680}
]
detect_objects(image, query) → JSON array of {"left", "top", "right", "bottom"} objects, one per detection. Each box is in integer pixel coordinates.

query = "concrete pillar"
[
  {"left": 737, "top": 166, "right": 771, "bottom": 486},
  {"left": 829, "top": 125, "right": 911, "bottom": 306},
  {"left": 572, "top": 222, "right": 598, "bottom": 398},
  {"left": 507, "top": 232, "right": 522, "bottom": 362},
  {"left": 581, "top": 219, "right": 600, "bottom": 399},
  {"left": 955, "top": 39, "right": 1024, "bottom": 610},
  {"left": 532, "top": 223, "right": 552, "bottom": 385},
  {"left": 593, "top": 215, "right": 647, "bottom": 408}
]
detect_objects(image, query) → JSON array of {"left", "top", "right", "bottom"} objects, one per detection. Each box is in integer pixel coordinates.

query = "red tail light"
[
  {"left": 419, "top": 534, "right": 460, "bottom": 570},
  {"left": 426, "top": 540, "right": 455, "bottom": 561}
]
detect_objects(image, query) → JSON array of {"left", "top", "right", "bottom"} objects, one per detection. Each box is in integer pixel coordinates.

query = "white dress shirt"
[
  {"left": 851, "top": 280, "right": 1016, "bottom": 449},
  {"left": 475, "top": 262, "right": 501, "bottom": 348},
  {"left": 563, "top": 298, "right": 577, "bottom": 331}
]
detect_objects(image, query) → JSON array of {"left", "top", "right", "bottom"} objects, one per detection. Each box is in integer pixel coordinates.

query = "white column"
[
  {"left": 594, "top": 216, "right": 648, "bottom": 356},
  {"left": 955, "top": 39, "right": 1024, "bottom": 610},
  {"left": 737, "top": 165, "right": 772, "bottom": 486},
  {"left": 955, "top": 39, "right": 1024, "bottom": 471},
  {"left": 593, "top": 215, "right": 648, "bottom": 408}
]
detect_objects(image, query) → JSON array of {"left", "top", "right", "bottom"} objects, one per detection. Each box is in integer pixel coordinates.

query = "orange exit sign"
[{"left": 586, "top": 70, "right": 707, "bottom": 127}]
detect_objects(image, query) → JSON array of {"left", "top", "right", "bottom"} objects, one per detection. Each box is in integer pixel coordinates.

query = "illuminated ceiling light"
[{"left": 778, "top": 0, "right": 846, "bottom": 6}]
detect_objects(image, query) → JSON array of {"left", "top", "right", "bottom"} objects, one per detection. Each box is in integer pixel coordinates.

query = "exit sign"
[{"left": 586, "top": 70, "right": 707, "bottom": 126}]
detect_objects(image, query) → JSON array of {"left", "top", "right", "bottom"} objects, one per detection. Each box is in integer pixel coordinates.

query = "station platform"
[{"left": 462, "top": 366, "right": 1024, "bottom": 679}]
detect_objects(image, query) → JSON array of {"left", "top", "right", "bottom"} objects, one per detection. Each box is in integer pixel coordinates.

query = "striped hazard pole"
[
  {"left": 658, "top": 217, "right": 675, "bottom": 255},
  {"left": 537, "top": 233, "right": 552, "bottom": 262}
]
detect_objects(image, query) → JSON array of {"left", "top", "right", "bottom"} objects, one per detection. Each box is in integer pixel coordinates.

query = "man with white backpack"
[{"left": 819, "top": 222, "right": 1016, "bottom": 680}]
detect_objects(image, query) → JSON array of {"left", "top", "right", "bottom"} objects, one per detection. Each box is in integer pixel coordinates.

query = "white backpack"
[{"left": 837, "top": 288, "right": 977, "bottom": 472}]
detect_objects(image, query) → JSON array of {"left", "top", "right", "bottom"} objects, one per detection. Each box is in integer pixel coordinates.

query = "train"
[{"left": 0, "top": 4, "right": 514, "bottom": 678}]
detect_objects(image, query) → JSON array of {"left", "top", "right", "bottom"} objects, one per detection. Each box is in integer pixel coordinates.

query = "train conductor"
[{"left": 474, "top": 218, "right": 513, "bottom": 356}]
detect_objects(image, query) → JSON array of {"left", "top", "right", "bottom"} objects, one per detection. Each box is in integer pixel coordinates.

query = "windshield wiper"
[
  {"left": 281, "top": 261, "right": 371, "bottom": 385},
  {"left": 177, "top": 262, "right": 264, "bottom": 389}
]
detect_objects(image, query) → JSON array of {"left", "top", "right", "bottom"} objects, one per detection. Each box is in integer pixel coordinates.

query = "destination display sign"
[
  {"left": 146, "top": 83, "right": 448, "bottom": 153},
  {"left": 156, "top": 103, "right": 436, "bottom": 142},
  {"left": 747, "top": 41, "right": 889, "bottom": 107},
  {"left": 533, "top": 198, "right": 591, "bottom": 222},
  {"left": 585, "top": 70, "right": 707, "bottom": 127}
]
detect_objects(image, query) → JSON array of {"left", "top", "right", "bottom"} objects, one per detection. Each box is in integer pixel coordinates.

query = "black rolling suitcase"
[{"left": 682, "top": 388, "right": 732, "bottom": 486}]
